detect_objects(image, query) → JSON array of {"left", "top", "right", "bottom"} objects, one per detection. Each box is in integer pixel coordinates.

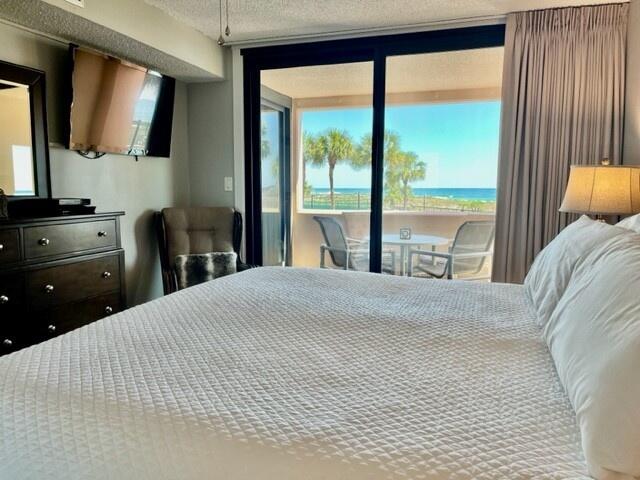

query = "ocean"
[{"left": 311, "top": 187, "right": 497, "bottom": 202}]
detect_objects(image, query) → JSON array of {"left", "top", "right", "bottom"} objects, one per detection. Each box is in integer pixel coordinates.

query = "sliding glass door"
[
  {"left": 381, "top": 49, "right": 503, "bottom": 279},
  {"left": 261, "top": 62, "right": 374, "bottom": 271},
  {"left": 243, "top": 25, "right": 505, "bottom": 275},
  {"left": 260, "top": 101, "right": 289, "bottom": 266}
]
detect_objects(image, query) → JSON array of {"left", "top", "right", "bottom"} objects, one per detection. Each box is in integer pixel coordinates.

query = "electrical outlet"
[
  {"left": 64, "top": 0, "right": 85, "bottom": 7},
  {"left": 224, "top": 177, "right": 233, "bottom": 192}
]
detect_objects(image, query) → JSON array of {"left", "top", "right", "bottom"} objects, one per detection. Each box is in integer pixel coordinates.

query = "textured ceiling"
[
  {"left": 144, "top": 0, "right": 628, "bottom": 44},
  {"left": 261, "top": 47, "right": 504, "bottom": 99}
]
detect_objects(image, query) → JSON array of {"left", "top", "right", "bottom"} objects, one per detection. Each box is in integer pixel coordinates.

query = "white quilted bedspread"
[{"left": 0, "top": 267, "right": 588, "bottom": 479}]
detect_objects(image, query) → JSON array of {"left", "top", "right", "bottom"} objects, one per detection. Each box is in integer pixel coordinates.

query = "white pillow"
[
  {"left": 544, "top": 232, "right": 640, "bottom": 479},
  {"left": 524, "top": 216, "right": 626, "bottom": 327},
  {"left": 616, "top": 213, "right": 640, "bottom": 233}
]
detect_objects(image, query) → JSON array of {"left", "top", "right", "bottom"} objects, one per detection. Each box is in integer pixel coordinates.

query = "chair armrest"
[
  {"left": 409, "top": 249, "right": 453, "bottom": 260},
  {"left": 347, "top": 247, "right": 370, "bottom": 255},
  {"left": 451, "top": 251, "right": 493, "bottom": 259},
  {"left": 346, "top": 238, "right": 368, "bottom": 250},
  {"left": 237, "top": 261, "right": 258, "bottom": 272},
  {"left": 321, "top": 245, "right": 371, "bottom": 256},
  {"left": 408, "top": 249, "right": 452, "bottom": 278},
  {"left": 155, "top": 211, "right": 178, "bottom": 295},
  {"left": 408, "top": 250, "right": 493, "bottom": 279},
  {"left": 232, "top": 210, "right": 243, "bottom": 258}
]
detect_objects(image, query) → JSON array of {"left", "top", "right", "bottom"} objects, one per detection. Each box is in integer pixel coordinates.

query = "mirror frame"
[{"left": 0, "top": 59, "right": 51, "bottom": 199}]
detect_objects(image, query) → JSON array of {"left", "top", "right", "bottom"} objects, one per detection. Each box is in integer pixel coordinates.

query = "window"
[
  {"left": 262, "top": 61, "right": 374, "bottom": 270},
  {"left": 244, "top": 25, "right": 505, "bottom": 275},
  {"left": 382, "top": 49, "right": 502, "bottom": 278}
]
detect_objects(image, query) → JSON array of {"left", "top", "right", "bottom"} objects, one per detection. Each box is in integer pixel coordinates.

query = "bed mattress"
[{"left": 0, "top": 267, "right": 589, "bottom": 479}]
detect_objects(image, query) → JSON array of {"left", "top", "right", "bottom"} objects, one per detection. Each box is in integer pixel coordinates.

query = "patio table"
[{"left": 370, "top": 234, "right": 449, "bottom": 276}]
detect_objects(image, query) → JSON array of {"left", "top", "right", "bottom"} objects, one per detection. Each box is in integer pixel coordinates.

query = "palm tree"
[
  {"left": 356, "top": 130, "right": 426, "bottom": 209},
  {"left": 304, "top": 129, "right": 357, "bottom": 209},
  {"left": 354, "top": 130, "right": 402, "bottom": 166},
  {"left": 385, "top": 150, "right": 426, "bottom": 209}
]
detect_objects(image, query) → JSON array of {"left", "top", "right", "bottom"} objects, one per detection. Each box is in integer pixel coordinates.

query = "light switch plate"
[
  {"left": 64, "top": 0, "right": 85, "bottom": 7},
  {"left": 224, "top": 177, "right": 233, "bottom": 192}
]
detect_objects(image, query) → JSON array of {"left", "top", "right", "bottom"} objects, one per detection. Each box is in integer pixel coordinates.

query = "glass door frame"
[
  {"left": 260, "top": 98, "right": 291, "bottom": 266},
  {"left": 242, "top": 24, "right": 505, "bottom": 268}
]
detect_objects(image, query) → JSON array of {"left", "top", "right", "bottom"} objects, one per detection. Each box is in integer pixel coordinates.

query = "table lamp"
[{"left": 559, "top": 161, "right": 640, "bottom": 221}]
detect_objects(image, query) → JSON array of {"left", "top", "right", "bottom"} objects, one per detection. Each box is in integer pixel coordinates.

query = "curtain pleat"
[{"left": 492, "top": 3, "right": 629, "bottom": 284}]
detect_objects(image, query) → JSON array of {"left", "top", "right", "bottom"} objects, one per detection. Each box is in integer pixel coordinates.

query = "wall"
[
  {"left": 1, "top": 0, "right": 223, "bottom": 81},
  {"left": 187, "top": 48, "right": 235, "bottom": 207},
  {"left": 0, "top": 21, "right": 191, "bottom": 306},
  {"left": 41, "top": 0, "right": 223, "bottom": 78},
  {"left": 624, "top": 0, "right": 640, "bottom": 165}
]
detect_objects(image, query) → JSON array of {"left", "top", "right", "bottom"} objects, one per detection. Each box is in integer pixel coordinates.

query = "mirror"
[
  {"left": 0, "top": 60, "right": 50, "bottom": 199},
  {"left": 0, "top": 80, "right": 35, "bottom": 195}
]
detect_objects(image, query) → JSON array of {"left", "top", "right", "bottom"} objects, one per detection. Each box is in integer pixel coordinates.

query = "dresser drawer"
[
  {"left": 0, "top": 273, "right": 25, "bottom": 355},
  {"left": 0, "top": 273, "right": 24, "bottom": 315},
  {"left": 27, "top": 255, "right": 121, "bottom": 309},
  {"left": 0, "top": 229, "right": 20, "bottom": 264},
  {"left": 23, "top": 220, "right": 117, "bottom": 260},
  {"left": 38, "top": 292, "right": 122, "bottom": 340}
]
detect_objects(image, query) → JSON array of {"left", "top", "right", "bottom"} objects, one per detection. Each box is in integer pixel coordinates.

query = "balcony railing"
[{"left": 302, "top": 192, "right": 496, "bottom": 213}]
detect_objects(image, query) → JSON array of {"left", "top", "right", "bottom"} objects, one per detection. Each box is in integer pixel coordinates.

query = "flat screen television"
[{"left": 67, "top": 46, "right": 175, "bottom": 157}]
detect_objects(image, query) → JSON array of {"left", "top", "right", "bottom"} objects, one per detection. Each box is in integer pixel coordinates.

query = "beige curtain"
[{"left": 492, "top": 4, "right": 629, "bottom": 284}]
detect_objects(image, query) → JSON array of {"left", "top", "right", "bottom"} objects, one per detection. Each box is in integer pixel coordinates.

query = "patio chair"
[
  {"left": 313, "top": 216, "right": 396, "bottom": 273},
  {"left": 408, "top": 221, "right": 495, "bottom": 280}
]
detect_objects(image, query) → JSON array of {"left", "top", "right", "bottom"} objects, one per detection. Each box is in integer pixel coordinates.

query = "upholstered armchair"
[{"left": 155, "top": 207, "right": 249, "bottom": 295}]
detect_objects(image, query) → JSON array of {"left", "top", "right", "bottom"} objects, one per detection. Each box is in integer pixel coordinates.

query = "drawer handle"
[
  {"left": 104, "top": 306, "right": 113, "bottom": 315},
  {"left": 0, "top": 295, "right": 8, "bottom": 305},
  {"left": 98, "top": 231, "right": 108, "bottom": 238},
  {"left": 48, "top": 324, "right": 56, "bottom": 333},
  {"left": 102, "top": 271, "right": 112, "bottom": 279},
  {"left": 2, "top": 339, "right": 12, "bottom": 347},
  {"left": 44, "top": 284, "right": 55, "bottom": 294},
  {"left": 38, "top": 238, "right": 50, "bottom": 246}
]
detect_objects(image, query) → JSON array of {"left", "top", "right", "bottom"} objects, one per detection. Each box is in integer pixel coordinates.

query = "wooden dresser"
[{"left": 0, "top": 212, "right": 126, "bottom": 356}]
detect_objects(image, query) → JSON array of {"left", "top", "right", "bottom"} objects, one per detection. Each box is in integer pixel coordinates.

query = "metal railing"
[{"left": 303, "top": 193, "right": 495, "bottom": 213}]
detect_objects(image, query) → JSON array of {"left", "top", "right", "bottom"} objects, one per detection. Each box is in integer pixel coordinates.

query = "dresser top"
[{"left": 0, "top": 212, "right": 125, "bottom": 227}]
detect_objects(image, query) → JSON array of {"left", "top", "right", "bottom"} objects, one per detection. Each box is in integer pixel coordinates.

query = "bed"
[{"left": 0, "top": 267, "right": 588, "bottom": 479}]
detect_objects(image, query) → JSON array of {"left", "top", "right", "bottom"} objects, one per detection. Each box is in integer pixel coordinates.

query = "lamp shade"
[{"left": 560, "top": 165, "right": 640, "bottom": 215}]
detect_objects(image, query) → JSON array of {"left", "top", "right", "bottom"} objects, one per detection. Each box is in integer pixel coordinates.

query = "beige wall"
[
  {"left": 187, "top": 49, "right": 235, "bottom": 207},
  {"left": 40, "top": 0, "right": 224, "bottom": 79},
  {"left": 0, "top": 21, "right": 191, "bottom": 306},
  {"left": 624, "top": 0, "right": 640, "bottom": 165}
]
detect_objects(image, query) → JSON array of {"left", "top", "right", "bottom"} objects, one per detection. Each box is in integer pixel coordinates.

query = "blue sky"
[{"left": 300, "top": 100, "right": 501, "bottom": 189}]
